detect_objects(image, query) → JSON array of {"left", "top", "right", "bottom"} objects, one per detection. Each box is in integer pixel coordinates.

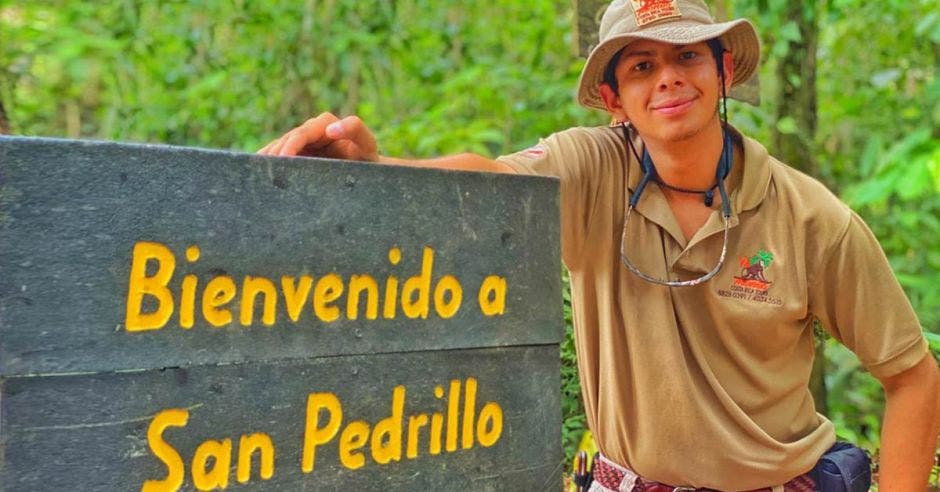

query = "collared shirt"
[{"left": 497, "top": 126, "right": 928, "bottom": 489}]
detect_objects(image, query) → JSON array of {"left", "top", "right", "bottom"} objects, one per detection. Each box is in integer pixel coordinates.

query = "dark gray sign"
[{"left": 0, "top": 137, "right": 564, "bottom": 491}]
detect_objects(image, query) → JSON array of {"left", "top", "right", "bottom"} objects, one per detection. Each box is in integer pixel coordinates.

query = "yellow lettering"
[
  {"left": 461, "top": 377, "right": 477, "bottom": 449},
  {"left": 240, "top": 276, "right": 277, "bottom": 326},
  {"left": 302, "top": 392, "right": 342, "bottom": 473},
  {"left": 433, "top": 275, "right": 462, "bottom": 318},
  {"left": 388, "top": 247, "right": 402, "bottom": 265},
  {"left": 142, "top": 408, "right": 188, "bottom": 492},
  {"left": 476, "top": 402, "right": 503, "bottom": 447},
  {"left": 185, "top": 245, "right": 201, "bottom": 262},
  {"left": 401, "top": 247, "right": 433, "bottom": 319},
  {"left": 371, "top": 385, "right": 405, "bottom": 465},
  {"left": 202, "top": 276, "right": 236, "bottom": 327},
  {"left": 179, "top": 275, "right": 197, "bottom": 329},
  {"left": 236, "top": 433, "right": 275, "bottom": 484},
  {"left": 478, "top": 275, "right": 507, "bottom": 316},
  {"left": 430, "top": 385, "right": 444, "bottom": 456},
  {"left": 126, "top": 241, "right": 176, "bottom": 331},
  {"left": 339, "top": 421, "right": 370, "bottom": 470},
  {"left": 192, "top": 438, "right": 232, "bottom": 490},
  {"left": 347, "top": 274, "right": 379, "bottom": 320},
  {"left": 384, "top": 247, "right": 402, "bottom": 319},
  {"left": 383, "top": 276, "right": 399, "bottom": 319},
  {"left": 313, "top": 274, "right": 344, "bottom": 322},
  {"left": 281, "top": 275, "right": 313, "bottom": 322},
  {"left": 429, "top": 413, "right": 444, "bottom": 456},
  {"left": 180, "top": 246, "right": 200, "bottom": 330},
  {"left": 406, "top": 414, "right": 428, "bottom": 459},
  {"left": 445, "top": 380, "right": 460, "bottom": 452}
]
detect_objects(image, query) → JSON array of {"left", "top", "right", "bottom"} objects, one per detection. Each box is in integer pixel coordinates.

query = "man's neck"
[{"left": 641, "top": 119, "right": 725, "bottom": 190}]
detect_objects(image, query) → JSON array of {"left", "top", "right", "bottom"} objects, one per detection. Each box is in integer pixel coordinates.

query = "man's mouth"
[{"left": 651, "top": 96, "right": 697, "bottom": 115}]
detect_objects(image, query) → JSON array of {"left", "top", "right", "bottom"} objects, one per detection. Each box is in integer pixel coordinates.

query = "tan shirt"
[{"left": 497, "top": 126, "right": 928, "bottom": 489}]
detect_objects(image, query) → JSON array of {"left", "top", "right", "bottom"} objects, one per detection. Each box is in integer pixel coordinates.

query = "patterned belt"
[{"left": 591, "top": 455, "right": 816, "bottom": 492}]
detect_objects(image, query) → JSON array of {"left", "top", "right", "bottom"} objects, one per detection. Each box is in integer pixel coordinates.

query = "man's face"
[{"left": 599, "top": 39, "right": 732, "bottom": 145}]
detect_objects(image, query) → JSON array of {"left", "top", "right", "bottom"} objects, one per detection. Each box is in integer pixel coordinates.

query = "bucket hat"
[{"left": 577, "top": 0, "right": 761, "bottom": 110}]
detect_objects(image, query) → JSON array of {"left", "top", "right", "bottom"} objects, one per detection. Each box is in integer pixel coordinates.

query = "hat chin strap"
[
  {"left": 623, "top": 55, "right": 732, "bottom": 215},
  {"left": 625, "top": 125, "right": 732, "bottom": 217}
]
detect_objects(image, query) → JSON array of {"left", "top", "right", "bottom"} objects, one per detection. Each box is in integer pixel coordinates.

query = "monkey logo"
[
  {"left": 629, "top": 0, "right": 682, "bottom": 27},
  {"left": 733, "top": 249, "right": 774, "bottom": 291}
]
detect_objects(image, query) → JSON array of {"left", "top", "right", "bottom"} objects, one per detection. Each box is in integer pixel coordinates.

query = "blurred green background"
[{"left": 2, "top": 0, "right": 938, "bottom": 481}]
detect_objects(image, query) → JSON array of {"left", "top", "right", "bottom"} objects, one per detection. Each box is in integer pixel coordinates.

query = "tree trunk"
[
  {"left": 772, "top": 3, "right": 827, "bottom": 415},
  {"left": 0, "top": 98, "right": 9, "bottom": 135},
  {"left": 773, "top": 3, "right": 819, "bottom": 177},
  {"left": 573, "top": 0, "right": 610, "bottom": 57}
]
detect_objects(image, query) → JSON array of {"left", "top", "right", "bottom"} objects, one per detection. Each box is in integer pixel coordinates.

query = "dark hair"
[{"left": 602, "top": 38, "right": 725, "bottom": 94}]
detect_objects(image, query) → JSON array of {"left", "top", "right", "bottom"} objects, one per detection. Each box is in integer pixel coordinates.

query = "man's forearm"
[
  {"left": 379, "top": 153, "right": 518, "bottom": 174},
  {"left": 878, "top": 354, "right": 940, "bottom": 490}
]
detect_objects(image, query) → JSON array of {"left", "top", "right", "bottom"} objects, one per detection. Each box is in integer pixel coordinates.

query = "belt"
[{"left": 591, "top": 455, "right": 816, "bottom": 492}]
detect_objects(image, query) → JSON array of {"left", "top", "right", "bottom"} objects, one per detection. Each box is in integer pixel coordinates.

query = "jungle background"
[{"left": 2, "top": 0, "right": 938, "bottom": 485}]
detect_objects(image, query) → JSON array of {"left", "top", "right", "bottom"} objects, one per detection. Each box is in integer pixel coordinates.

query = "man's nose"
[{"left": 656, "top": 62, "right": 685, "bottom": 90}]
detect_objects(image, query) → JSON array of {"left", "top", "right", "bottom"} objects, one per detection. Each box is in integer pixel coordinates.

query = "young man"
[{"left": 259, "top": 1, "right": 939, "bottom": 489}]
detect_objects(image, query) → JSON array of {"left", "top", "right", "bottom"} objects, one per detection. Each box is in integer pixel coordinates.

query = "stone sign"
[{"left": 0, "top": 136, "right": 564, "bottom": 491}]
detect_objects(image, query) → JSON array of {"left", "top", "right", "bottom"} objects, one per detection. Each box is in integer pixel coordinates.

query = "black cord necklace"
[
  {"left": 621, "top": 124, "right": 730, "bottom": 207},
  {"left": 618, "top": 123, "right": 734, "bottom": 287}
]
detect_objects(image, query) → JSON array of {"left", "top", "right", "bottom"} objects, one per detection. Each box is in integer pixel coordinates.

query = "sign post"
[{"left": 0, "top": 137, "right": 564, "bottom": 491}]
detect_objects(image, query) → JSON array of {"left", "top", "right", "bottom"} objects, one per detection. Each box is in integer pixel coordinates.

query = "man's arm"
[
  {"left": 257, "top": 112, "right": 517, "bottom": 174},
  {"left": 876, "top": 353, "right": 940, "bottom": 491}
]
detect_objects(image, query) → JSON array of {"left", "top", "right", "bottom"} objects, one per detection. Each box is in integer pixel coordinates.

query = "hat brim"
[{"left": 576, "top": 18, "right": 761, "bottom": 110}]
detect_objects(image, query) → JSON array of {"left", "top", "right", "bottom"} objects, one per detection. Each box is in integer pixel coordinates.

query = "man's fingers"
[
  {"left": 257, "top": 137, "right": 281, "bottom": 155},
  {"left": 331, "top": 116, "right": 378, "bottom": 158},
  {"left": 268, "top": 135, "right": 290, "bottom": 156},
  {"left": 320, "top": 139, "right": 363, "bottom": 160},
  {"left": 256, "top": 112, "right": 377, "bottom": 161},
  {"left": 279, "top": 131, "right": 316, "bottom": 157},
  {"left": 278, "top": 114, "right": 340, "bottom": 157}
]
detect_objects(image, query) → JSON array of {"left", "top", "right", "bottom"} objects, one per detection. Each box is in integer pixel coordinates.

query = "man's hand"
[
  {"left": 257, "top": 112, "right": 517, "bottom": 175},
  {"left": 258, "top": 112, "right": 379, "bottom": 161}
]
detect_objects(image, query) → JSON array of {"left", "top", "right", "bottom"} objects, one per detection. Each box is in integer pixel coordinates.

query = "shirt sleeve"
[
  {"left": 809, "top": 210, "right": 929, "bottom": 379},
  {"left": 495, "top": 128, "right": 613, "bottom": 271}
]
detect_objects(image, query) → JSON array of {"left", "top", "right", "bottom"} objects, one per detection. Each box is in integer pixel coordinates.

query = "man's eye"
[
  {"left": 633, "top": 61, "right": 652, "bottom": 71},
  {"left": 679, "top": 51, "right": 697, "bottom": 60}
]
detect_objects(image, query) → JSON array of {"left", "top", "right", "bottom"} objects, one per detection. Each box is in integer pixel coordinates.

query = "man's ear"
[
  {"left": 722, "top": 51, "right": 735, "bottom": 93},
  {"left": 599, "top": 83, "right": 629, "bottom": 123}
]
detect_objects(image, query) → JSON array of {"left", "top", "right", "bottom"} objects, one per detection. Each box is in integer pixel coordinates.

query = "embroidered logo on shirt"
[
  {"left": 629, "top": 0, "right": 682, "bottom": 27},
  {"left": 520, "top": 144, "right": 547, "bottom": 159},
  {"left": 716, "top": 249, "right": 783, "bottom": 306}
]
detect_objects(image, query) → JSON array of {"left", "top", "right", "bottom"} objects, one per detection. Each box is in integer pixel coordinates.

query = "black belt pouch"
[{"left": 809, "top": 441, "right": 872, "bottom": 492}]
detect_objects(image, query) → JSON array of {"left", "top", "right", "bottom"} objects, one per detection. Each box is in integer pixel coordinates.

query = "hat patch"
[{"left": 630, "top": 0, "right": 682, "bottom": 27}]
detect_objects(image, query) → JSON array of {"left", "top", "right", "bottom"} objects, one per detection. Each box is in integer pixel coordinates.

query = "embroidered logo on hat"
[{"left": 629, "top": 0, "right": 682, "bottom": 27}]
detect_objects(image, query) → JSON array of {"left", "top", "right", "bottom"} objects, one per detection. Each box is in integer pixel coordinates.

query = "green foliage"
[
  {"left": 0, "top": 0, "right": 601, "bottom": 153},
  {"left": 734, "top": 1, "right": 939, "bottom": 479},
  {"left": 3, "top": 0, "right": 938, "bottom": 480},
  {"left": 817, "top": 0, "right": 940, "bottom": 334},
  {"left": 825, "top": 339, "right": 884, "bottom": 451}
]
